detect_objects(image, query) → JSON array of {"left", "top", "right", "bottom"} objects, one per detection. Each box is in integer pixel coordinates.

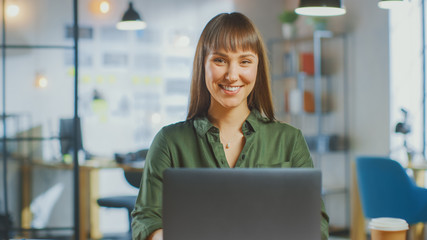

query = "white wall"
[
  {"left": 334, "top": 0, "right": 391, "bottom": 229},
  {"left": 337, "top": 0, "right": 391, "bottom": 230},
  {"left": 344, "top": 0, "right": 391, "bottom": 157}
]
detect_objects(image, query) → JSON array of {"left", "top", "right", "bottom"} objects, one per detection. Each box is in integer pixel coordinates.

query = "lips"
[{"left": 220, "top": 84, "right": 241, "bottom": 92}]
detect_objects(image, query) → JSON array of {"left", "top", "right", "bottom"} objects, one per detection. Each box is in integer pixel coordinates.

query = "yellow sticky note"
[
  {"left": 108, "top": 75, "right": 117, "bottom": 84},
  {"left": 131, "top": 76, "right": 140, "bottom": 85},
  {"left": 154, "top": 77, "right": 162, "bottom": 85},
  {"left": 67, "top": 67, "right": 75, "bottom": 77},
  {"left": 82, "top": 75, "right": 91, "bottom": 84},
  {"left": 96, "top": 76, "right": 105, "bottom": 84},
  {"left": 143, "top": 76, "right": 151, "bottom": 85}
]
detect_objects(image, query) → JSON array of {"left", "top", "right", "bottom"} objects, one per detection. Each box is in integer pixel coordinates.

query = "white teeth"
[{"left": 223, "top": 86, "right": 240, "bottom": 91}]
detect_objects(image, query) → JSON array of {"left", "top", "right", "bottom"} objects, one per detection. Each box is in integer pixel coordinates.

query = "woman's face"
[{"left": 204, "top": 48, "right": 258, "bottom": 112}]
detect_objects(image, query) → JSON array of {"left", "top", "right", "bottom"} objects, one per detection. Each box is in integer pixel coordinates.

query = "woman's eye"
[
  {"left": 214, "top": 58, "right": 226, "bottom": 64},
  {"left": 241, "top": 60, "right": 252, "bottom": 64}
]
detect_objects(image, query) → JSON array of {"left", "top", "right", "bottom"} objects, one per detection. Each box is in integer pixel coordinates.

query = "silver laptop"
[{"left": 163, "top": 168, "right": 321, "bottom": 240}]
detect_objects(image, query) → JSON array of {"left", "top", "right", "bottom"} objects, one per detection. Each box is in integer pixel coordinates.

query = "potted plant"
[{"left": 278, "top": 10, "right": 299, "bottom": 39}]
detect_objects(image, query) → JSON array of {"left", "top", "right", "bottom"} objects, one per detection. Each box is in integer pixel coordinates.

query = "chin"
[{"left": 220, "top": 101, "right": 245, "bottom": 110}]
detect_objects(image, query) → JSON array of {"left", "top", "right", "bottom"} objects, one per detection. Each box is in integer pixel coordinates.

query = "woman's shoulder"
[
  {"left": 258, "top": 118, "right": 301, "bottom": 135},
  {"left": 158, "top": 119, "right": 195, "bottom": 136},
  {"left": 249, "top": 110, "right": 301, "bottom": 135},
  {"left": 270, "top": 119, "right": 298, "bottom": 129},
  {"left": 152, "top": 120, "right": 197, "bottom": 149}
]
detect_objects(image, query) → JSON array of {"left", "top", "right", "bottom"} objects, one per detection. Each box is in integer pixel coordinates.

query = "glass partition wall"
[{"left": 0, "top": 0, "right": 79, "bottom": 239}]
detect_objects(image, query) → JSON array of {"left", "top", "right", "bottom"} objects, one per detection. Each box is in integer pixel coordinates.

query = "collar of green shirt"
[{"left": 192, "top": 109, "right": 269, "bottom": 137}]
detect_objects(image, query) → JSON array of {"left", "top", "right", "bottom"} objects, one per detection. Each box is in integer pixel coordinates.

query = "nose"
[{"left": 225, "top": 62, "right": 239, "bottom": 82}]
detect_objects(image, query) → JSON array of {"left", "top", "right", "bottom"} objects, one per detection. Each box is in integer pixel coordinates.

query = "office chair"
[
  {"left": 97, "top": 149, "right": 147, "bottom": 233},
  {"left": 356, "top": 156, "right": 427, "bottom": 225}
]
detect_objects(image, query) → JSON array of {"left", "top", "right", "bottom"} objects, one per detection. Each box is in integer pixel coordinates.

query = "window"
[{"left": 389, "top": 0, "right": 425, "bottom": 164}]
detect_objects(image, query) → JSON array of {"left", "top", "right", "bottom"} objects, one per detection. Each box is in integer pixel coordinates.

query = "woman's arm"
[
  {"left": 291, "top": 130, "right": 330, "bottom": 240},
  {"left": 132, "top": 130, "right": 171, "bottom": 239}
]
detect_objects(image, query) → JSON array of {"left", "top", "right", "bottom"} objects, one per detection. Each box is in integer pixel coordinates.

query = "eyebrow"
[{"left": 211, "top": 51, "right": 257, "bottom": 58}]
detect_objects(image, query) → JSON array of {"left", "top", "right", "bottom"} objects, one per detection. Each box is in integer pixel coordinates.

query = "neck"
[{"left": 207, "top": 105, "right": 250, "bottom": 132}]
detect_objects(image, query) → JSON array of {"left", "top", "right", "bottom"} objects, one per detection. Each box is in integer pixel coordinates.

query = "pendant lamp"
[
  {"left": 116, "top": 2, "right": 147, "bottom": 30},
  {"left": 295, "top": 0, "right": 346, "bottom": 16},
  {"left": 378, "top": 0, "right": 406, "bottom": 9}
]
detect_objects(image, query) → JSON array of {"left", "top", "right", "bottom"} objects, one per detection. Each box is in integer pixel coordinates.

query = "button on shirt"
[{"left": 131, "top": 110, "right": 329, "bottom": 240}]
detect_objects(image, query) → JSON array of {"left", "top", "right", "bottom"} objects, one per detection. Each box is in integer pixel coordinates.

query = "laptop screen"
[{"left": 163, "top": 168, "right": 321, "bottom": 240}]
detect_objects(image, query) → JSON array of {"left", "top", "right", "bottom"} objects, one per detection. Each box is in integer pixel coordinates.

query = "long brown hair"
[{"left": 186, "top": 12, "right": 275, "bottom": 121}]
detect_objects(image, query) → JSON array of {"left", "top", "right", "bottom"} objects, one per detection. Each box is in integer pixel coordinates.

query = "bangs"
[{"left": 204, "top": 14, "right": 260, "bottom": 53}]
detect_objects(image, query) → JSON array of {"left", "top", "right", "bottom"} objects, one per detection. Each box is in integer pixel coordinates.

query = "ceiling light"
[
  {"left": 35, "top": 74, "right": 48, "bottom": 88},
  {"left": 295, "top": 0, "right": 346, "bottom": 16},
  {"left": 378, "top": 0, "right": 407, "bottom": 9},
  {"left": 116, "top": 2, "right": 147, "bottom": 31},
  {"left": 99, "top": 1, "right": 110, "bottom": 14},
  {"left": 6, "top": 3, "right": 20, "bottom": 17}
]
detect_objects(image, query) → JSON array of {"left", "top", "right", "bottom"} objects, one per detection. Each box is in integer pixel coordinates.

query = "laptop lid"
[{"left": 163, "top": 168, "right": 321, "bottom": 240}]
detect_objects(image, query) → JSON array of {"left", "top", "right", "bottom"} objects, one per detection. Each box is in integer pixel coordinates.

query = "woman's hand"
[{"left": 147, "top": 229, "right": 163, "bottom": 240}]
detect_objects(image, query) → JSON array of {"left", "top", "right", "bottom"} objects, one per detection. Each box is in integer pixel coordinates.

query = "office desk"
[
  {"left": 21, "top": 158, "right": 143, "bottom": 240},
  {"left": 350, "top": 161, "right": 426, "bottom": 240},
  {"left": 406, "top": 163, "right": 426, "bottom": 240}
]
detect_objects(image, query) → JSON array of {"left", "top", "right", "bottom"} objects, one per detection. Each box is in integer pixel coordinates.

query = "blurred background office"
[{"left": 0, "top": 0, "right": 424, "bottom": 239}]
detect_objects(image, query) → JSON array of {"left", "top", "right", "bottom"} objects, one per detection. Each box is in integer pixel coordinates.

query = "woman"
[{"left": 131, "top": 12, "right": 329, "bottom": 240}]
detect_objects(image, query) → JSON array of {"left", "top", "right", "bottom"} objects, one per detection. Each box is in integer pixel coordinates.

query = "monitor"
[{"left": 59, "top": 117, "right": 83, "bottom": 155}]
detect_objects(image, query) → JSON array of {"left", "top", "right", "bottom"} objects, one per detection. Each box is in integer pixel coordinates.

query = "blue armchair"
[{"left": 356, "top": 156, "right": 427, "bottom": 225}]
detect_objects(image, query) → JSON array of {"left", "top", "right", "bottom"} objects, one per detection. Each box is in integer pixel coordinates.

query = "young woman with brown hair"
[{"left": 131, "top": 12, "right": 329, "bottom": 240}]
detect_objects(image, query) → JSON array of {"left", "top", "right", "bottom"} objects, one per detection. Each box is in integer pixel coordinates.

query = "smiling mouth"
[{"left": 220, "top": 84, "right": 241, "bottom": 92}]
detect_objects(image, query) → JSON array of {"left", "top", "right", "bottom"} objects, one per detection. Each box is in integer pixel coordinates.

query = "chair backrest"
[
  {"left": 135, "top": 149, "right": 149, "bottom": 160},
  {"left": 123, "top": 148, "right": 148, "bottom": 189},
  {"left": 124, "top": 171, "right": 143, "bottom": 188},
  {"left": 356, "top": 156, "right": 419, "bottom": 222}
]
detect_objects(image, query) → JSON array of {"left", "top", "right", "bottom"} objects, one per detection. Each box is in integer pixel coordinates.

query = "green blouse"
[{"left": 131, "top": 110, "right": 329, "bottom": 240}]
